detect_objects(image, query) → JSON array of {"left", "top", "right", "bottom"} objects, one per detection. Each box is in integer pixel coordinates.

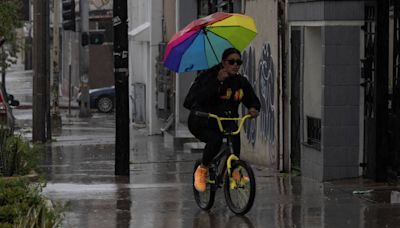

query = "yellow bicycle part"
[
  {"left": 192, "top": 112, "right": 254, "bottom": 190},
  {"left": 227, "top": 154, "right": 239, "bottom": 176},
  {"left": 206, "top": 179, "right": 215, "bottom": 184},
  {"left": 227, "top": 154, "right": 239, "bottom": 189},
  {"left": 206, "top": 113, "right": 252, "bottom": 135}
]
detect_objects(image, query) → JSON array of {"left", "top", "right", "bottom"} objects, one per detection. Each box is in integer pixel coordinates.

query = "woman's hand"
[
  {"left": 248, "top": 107, "right": 259, "bottom": 118},
  {"left": 217, "top": 68, "right": 229, "bottom": 81}
]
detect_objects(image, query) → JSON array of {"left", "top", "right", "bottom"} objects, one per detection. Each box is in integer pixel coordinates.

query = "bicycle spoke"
[
  {"left": 233, "top": 188, "right": 249, "bottom": 208},
  {"left": 226, "top": 163, "right": 254, "bottom": 213}
]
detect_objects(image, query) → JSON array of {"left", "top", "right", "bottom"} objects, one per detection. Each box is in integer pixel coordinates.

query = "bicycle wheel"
[
  {"left": 224, "top": 160, "right": 256, "bottom": 215},
  {"left": 193, "top": 160, "right": 216, "bottom": 210}
]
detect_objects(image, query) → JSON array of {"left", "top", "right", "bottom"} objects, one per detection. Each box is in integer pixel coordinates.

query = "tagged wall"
[{"left": 240, "top": 0, "right": 279, "bottom": 168}]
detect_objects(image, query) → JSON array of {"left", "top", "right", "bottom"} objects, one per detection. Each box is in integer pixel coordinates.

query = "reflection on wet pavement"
[{"left": 32, "top": 111, "right": 400, "bottom": 228}]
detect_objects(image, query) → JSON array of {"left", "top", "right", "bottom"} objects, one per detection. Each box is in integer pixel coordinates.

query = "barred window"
[
  {"left": 307, "top": 116, "right": 321, "bottom": 150},
  {"left": 197, "top": 0, "right": 242, "bottom": 18},
  {"left": 198, "top": 0, "right": 216, "bottom": 18}
]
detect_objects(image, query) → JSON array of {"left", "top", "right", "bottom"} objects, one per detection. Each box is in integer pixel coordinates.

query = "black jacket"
[{"left": 191, "top": 65, "right": 261, "bottom": 118}]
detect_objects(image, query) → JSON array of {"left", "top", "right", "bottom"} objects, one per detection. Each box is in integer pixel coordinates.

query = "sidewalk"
[
  {"left": 5, "top": 61, "right": 79, "bottom": 111},
  {"left": 37, "top": 110, "right": 400, "bottom": 228}
]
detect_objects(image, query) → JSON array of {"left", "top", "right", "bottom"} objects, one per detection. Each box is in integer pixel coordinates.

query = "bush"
[
  {"left": 0, "top": 131, "right": 44, "bottom": 177},
  {"left": 0, "top": 178, "right": 63, "bottom": 227},
  {"left": 0, "top": 130, "right": 63, "bottom": 226}
]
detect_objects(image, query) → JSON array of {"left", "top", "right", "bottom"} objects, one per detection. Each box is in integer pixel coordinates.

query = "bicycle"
[{"left": 192, "top": 111, "right": 256, "bottom": 215}]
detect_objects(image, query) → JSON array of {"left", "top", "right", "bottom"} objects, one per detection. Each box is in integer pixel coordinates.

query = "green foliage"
[
  {"left": 0, "top": 178, "right": 63, "bottom": 227},
  {"left": 0, "top": 1, "right": 23, "bottom": 37},
  {"left": 0, "top": 0, "right": 23, "bottom": 73},
  {"left": 0, "top": 130, "right": 44, "bottom": 177}
]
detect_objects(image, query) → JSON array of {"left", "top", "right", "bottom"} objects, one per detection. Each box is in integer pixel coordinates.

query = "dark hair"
[
  {"left": 221, "top": 48, "right": 241, "bottom": 61},
  {"left": 199, "top": 48, "right": 241, "bottom": 76}
]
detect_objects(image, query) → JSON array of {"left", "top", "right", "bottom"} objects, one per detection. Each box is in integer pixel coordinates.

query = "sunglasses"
[{"left": 225, "top": 59, "right": 243, "bottom": 66}]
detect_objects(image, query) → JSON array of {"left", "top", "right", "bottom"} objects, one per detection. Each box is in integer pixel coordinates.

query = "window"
[
  {"left": 198, "top": 0, "right": 216, "bottom": 18},
  {"left": 197, "top": 0, "right": 242, "bottom": 18},
  {"left": 217, "top": 0, "right": 242, "bottom": 13}
]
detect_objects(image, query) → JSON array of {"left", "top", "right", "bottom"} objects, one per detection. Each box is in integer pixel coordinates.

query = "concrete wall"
[
  {"left": 128, "top": 0, "right": 149, "bottom": 128},
  {"left": 301, "top": 27, "right": 323, "bottom": 180},
  {"left": 61, "top": 30, "right": 80, "bottom": 98},
  {"left": 289, "top": 0, "right": 363, "bottom": 181},
  {"left": 288, "top": 1, "right": 364, "bottom": 22},
  {"left": 303, "top": 27, "right": 322, "bottom": 120},
  {"left": 89, "top": 44, "right": 114, "bottom": 89},
  {"left": 322, "top": 26, "right": 361, "bottom": 180},
  {"left": 177, "top": 0, "right": 197, "bottom": 125},
  {"left": 164, "top": 0, "right": 176, "bottom": 41},
  {"left": 128, "top": 0, "right": 163, "bottom": 134},
  {"left": 149, "top": 0, "right": 163, "bottom": 133},
  {"left": 240, "top": 0, "right": 279, "bottom": 168}
]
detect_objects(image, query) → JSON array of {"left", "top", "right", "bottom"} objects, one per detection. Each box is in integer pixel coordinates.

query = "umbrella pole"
[{"left": 203, "top": 28, "right": 220, "bottom": 63}]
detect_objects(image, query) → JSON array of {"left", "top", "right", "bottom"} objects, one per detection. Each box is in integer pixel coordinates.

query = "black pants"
[{"left": 188, "top": 113, "right": 240, "bottom": 166}]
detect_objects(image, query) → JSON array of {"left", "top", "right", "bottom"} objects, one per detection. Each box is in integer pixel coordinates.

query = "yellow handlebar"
[{"left": 193, "top": 111, "right": 253, "bottom": 135}]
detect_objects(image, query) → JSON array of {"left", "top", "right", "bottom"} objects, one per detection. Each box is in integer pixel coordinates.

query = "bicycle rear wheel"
[
  {"left": 193, "top": 160, "right": 216, "bottom": 210},
  {"left": 224, "top": 160, "right": 256, "bottom": 215}
]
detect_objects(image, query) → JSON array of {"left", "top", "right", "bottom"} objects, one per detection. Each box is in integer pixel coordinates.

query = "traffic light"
[
  {"left": 62, "top": 0, "right": 75, "bottom": 31},
  {"left": 90, "top": 32, "right": 105, "bottom": 45}
]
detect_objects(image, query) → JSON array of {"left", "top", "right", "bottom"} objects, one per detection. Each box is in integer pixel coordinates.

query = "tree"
[{"left": 0, "top": 0, "right": 23, "bottom": 92}]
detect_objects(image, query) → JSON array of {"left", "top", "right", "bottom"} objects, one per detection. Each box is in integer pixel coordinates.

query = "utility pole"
[
  {"left": 61, "top": 0, "right": 75, "bottom": 118},
  {"left": 79, "top": 0, "right": 90, "bottom": 117},
  {"left": 113, "top": 0, "right": 130, "bottom": 176},
  {"left": 33, "top": 0, "right": 49, "bottom": 142},
  {"left": 375, "top": 0, "right": 389, "bottom": 181},
  {"left": 52, "top": 0, "right": 62, "bottom": 131}
]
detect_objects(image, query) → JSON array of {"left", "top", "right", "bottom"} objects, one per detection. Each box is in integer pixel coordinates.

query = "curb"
[{"left": 15, "top": 105, "right": 80, "bottom": 110}]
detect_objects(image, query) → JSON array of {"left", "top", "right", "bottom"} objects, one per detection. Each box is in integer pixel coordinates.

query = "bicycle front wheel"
[
  {"left": 224, "top": 160, "right": 256, "bottom": 215},
  {"left": 193, "top": 160, "right": 216, "bottom": 210}
]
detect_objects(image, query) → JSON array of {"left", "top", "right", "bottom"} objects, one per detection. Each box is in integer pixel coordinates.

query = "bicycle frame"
[
  {"left": 193, "top": 111, "right": 257, "bottom": 215},
  {"left": 193, "top": 111, "right": 252, "bottom": 186}
]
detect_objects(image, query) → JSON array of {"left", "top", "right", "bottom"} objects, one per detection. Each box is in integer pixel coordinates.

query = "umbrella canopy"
[{"left": 163, "top": 12, "right": 257, "bottom": 73}]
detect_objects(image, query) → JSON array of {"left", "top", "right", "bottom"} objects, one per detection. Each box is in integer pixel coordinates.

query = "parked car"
[
  {"left": 77, "top": 86, "right": 115, "bottom": 113},
  {"left": 0, "top": 83, "right": 15, "bottom": 130}
]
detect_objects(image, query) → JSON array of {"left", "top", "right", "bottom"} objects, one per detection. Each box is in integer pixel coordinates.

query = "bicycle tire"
[
  {"left": 193, "top": 160, "right": 216, "bottom": 210},
  {"left": 224, "top": 160, "right": 256, "bottom": 215}
]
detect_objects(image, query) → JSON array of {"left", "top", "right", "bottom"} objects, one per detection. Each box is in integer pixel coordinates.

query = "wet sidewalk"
[
  {"left": 32, "top": 109, "right": 400, "bottom": 228},
  {"left": 5, "top": 62, "right": 400, "bottom": 227}
]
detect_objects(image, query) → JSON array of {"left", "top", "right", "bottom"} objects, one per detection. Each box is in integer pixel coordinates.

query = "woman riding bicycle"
[{"left": 186, "top": 48, "right": 261, "bottom": 192}]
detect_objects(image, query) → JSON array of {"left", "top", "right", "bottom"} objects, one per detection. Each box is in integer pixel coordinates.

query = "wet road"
[{"left": 6, "top": 63, "right": 400, "bottom": 228}]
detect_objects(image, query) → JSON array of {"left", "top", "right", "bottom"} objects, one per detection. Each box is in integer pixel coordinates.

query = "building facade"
[
  {"left": 288, "top": 0, "right": 364, "bottom": 181},
  {"left": 128, "top": 0, "right": 400, "bottom": 182},
  {"left": 288, "top": 0, "right": 400, "bottom": 181},
  {"left": 127, "top": 0, "right": 283, "bottom": 170}
]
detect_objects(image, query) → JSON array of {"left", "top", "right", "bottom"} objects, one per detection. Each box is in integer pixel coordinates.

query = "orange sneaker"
[
  {"left": 194, "top": 165, "right": 208, "bottom": 192},
  {"left": 232, "top": 169, "right": 250, "bottom": 184}
]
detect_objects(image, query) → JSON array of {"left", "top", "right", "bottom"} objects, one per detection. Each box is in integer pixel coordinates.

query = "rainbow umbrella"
[{"left": 163, "top": 12, "right": 257, "bottom": 73}]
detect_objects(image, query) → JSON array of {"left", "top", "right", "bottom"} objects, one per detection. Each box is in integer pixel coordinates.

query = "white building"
[{"left": 128, "top": 0, "right": 163, "bottom": 135}]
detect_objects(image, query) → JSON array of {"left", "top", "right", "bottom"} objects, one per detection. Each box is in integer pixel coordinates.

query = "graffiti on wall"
[
  {"left": 241, "top": 47, "right": 257, "bottom": 146},
  {"left": 259, "top": 43, "right": 275, "bottom": 145}
]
